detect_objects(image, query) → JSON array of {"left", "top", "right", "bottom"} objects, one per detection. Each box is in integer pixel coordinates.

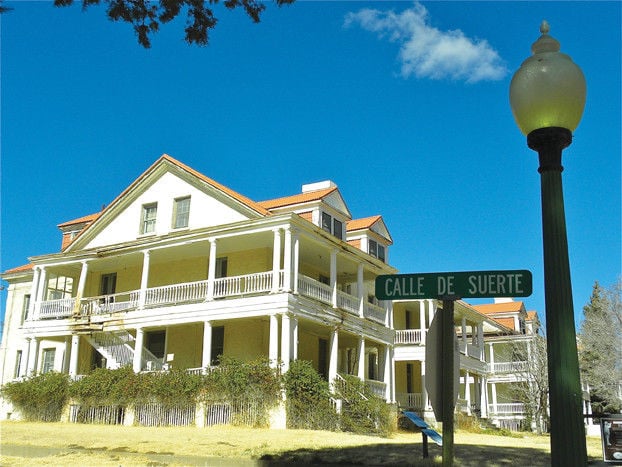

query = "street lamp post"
[{"left": 509, "top": 21, "right": 587, "bottom": 466}]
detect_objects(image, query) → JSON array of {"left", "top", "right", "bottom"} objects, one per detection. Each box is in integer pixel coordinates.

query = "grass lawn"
[{"left": 0, "top": 421, "right": 605, "bottom": 466}]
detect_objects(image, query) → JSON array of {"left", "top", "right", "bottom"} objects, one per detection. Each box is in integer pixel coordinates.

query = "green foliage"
[
  {"left": 52, "top": 0, "right": 295, "bottom": 48},
  {"left": 334, "top": 374, "right": 394, "bottom": 437},
  {"left": 283, "top": 360, "right": 337, "bottom": 430},
  {"left": 1, "top": 372, "right": 69, "bottom": 422},
  {"left": 69, "top": 366, "right": 135, "bottom": 406},
  {"left": 579, "top": 280, "right": 622, "bottom": 414},
  {"left": 202, "top": 356, "right": 281, "bottom": 406}
]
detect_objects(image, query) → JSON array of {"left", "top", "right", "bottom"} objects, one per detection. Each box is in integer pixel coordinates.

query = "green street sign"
[{"left": 375, "top": 269, "right": 532, "bottom": 300}]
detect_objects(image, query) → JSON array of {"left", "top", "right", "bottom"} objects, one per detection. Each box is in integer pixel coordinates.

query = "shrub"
[
  {"left": 283, "top": 360, "right": 338, "bottom": 430},
  {"left": 1, "top": 372, "right": 69, "bottom": 422},
  {"left": 334, "top": 374, "right": 393, "bottom": 437}
]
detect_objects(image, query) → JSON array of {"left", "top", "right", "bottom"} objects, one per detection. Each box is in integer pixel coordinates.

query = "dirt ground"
[{"left": 0, "top": 421, "right": 606, "bottom": 466}]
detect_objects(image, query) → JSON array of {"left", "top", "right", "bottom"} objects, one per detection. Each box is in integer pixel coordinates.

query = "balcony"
[
  {"left": 395, "top": 329, "right": 424, "bottom": 345},
  {"left": 32, "top": 272, "right": 387, "bottom": 325},
  {"left": 488, "top": 361, "right": 529, "bottom": 374}
]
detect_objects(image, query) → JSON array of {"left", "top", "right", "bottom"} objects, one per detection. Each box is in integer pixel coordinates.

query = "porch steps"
[{"left": 85, "top": 330, "right": 162, "bottom": 371}]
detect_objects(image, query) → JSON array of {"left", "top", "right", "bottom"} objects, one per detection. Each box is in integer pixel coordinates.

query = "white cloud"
[{"left": 344, "top": 2, "right": 507, "bottom": 83}]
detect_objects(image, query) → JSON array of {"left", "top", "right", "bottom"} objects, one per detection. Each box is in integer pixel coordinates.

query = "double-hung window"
[
  {"left": 141, "top": 203, "right": 157, "bottom": 234},
  {"left": 41, "top": 348, "right": 56, "bottom": 374},
  {"left": 321, "top": 211, "right": 344, "bottom": 240},
  {"left": 368, "top": 239, "right": 386, "bottom": 263},
  {"left": 173, "top": 196, "right": 191, "bottom": 229}
]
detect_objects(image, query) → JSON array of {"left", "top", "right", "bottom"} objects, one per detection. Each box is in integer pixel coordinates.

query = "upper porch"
[{"left": 23, "top": 215, "right": 393, "bottom": 330}]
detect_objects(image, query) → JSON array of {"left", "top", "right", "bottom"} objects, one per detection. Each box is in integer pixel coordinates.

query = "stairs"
[{"left": 85, "top": 330, "right": 162, "bottom": 371}]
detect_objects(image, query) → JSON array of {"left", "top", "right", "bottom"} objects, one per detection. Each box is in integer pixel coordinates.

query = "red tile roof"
[
  {"left": 57, "top": 212, "right": 101, "bottom": 228},
  {"left": 472, "top": 301, "right": 524, "bottom": 314},
  {"left": 3, "top": 263, "right": 33, "bottom": 274},
  {"left": 346, "top": 215, "right": 382, "bottom": 232},
  {"left": 258, "top": 187, "right": 338, "bottom": 210}
]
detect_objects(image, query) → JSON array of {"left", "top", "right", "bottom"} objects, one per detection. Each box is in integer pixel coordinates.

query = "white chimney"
[{"left": 301, "top": 180, "right": 336, "bottom": 193}]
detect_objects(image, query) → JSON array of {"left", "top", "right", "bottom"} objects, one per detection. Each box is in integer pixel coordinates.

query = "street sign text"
[{"left": 375, "top": 270, "right": 532, "bottom": 300}]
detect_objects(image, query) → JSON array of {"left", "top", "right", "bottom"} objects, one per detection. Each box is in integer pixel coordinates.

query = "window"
[
  {"left": 46, "top": 275, "right": 74, "bottom": 300},
  {"left": 14, "top": 351, "right": 22, "bottom": 378},
  {"left": 41, "top": 348, "right": 56, "bottom": 374},
  {"left": 21, "top": 295, "right": 31, "bottom": 324},
  {"left": 211, "top": 326, "right": 224, "bottom": 365},
  {"left": 146, "top": 330, "right": 166, "bottom": 360},
  {"left": 318, "top": 338, "right": 328, "bottom": 380},
  {"left": 333, "top": 219, "right": 343, "bottom": 240},
  {"left": 215, "top": 257, "right": 228, "bottom": 279},
  {"left": 141, "top": 203, "right": 158, "bottom": 234},
  {"left": 368, "top": 240, "right": 386, "bottom": 263},
  {"left": 100, "top": 273, "right": 117, "bottom": 298},
  {"left": 173, "top": 196, "right": 191, "bottom": 229},
  {"left": 321, "top": 212, "right": 344, "bottom": 240},
  {"left": 321, "top": 212, "right": 332, "bottom": 233}
]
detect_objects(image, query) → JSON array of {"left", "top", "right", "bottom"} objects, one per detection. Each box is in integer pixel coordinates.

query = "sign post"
[{"left": 375, "top": 269, "right": 532, "bottom": 466}]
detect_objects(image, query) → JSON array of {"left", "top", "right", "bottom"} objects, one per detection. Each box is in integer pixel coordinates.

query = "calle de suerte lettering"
[{"left": 375, "top": 270, "right": 532, "bottom": 300}]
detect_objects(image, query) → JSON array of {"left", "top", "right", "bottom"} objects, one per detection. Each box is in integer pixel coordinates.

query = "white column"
[
  {"left": 328, "top": 328, "right": 339, "bottom": 385},
  {"left": 207, "top": 238, "right": 217, "bottom": 300},
  {"left": 292, "top": 232, "right": 300, "bottom": 294},
  {"left": 357, "top": 336, "right": 366, "bottom": 380},
  {"left": 23, "top": 338, "right": 31, "bottom": 376},
  {"left": 357, "top": 264, "right": 364, "bottom": 318},
  {"left": 69, "top": 335, "right": 80, "bottom": 377},
  {"left": 138, "top": 250, "right": 150, "bottom": 308},
  {"left": 27, "top": 338, "right": 39, "bottom": 375},
  {"left": 383, "top": 345, "right": 392, "bottom": 401},
  {"left": 473, "top": 374, "right": 481, "bottom": 414},
  {"left": 461, "top": 317, "right": 468, "bottom": 351},
  {"left": 292, "top": 317, "right": 299, "bottom": 360},
  {"left": 272, "top": 229, "right": 282, "bottom": 293},
  {"left": 427, "top": 299, "right": 435, "bottom": 324},
  {"left": 269, "top": 314, "right": 279, "bottom": 367},
  {"left": 74, "top": 261, "right": 89, "bottom": 315},
  {"left": 281, "top": 314, "right": 291, "bottom": 372},
  {"left": 133, "top": 328, "right": 144, "bottom": 372},
  {"left": 421, "top": 360, "right": 429, "bottom": 410},
  {"left": 62, "top": 336, "right": 71, "bottom": 373},
  {"left": 34, "top": 267, "right": 48, "bottom": 319},
  {"left": 202, "top": 321, "right": 212, "bottom": 368},
  {"left": 491, "top": 382, "right": 498, "bottom": 413},
  {"left": 28, "top": 267, "right": 41, "bottom": 320},
  {"left": 464, "top": 370, "right": 471, "bottom": 414},
  {"left": 480, "top": 376, "right": 488, "bottom": 418},
  {"left": 283, "top": 228, "right": 292, "bottom": 292},
  {"left": 419, "top": 300, "right": 426, "bottom": 331},
  {"left": 330, "top": 250, "right": 337, "bottom": 308},
  {"left": 488, "top": 342, "right": 495, "bottom": 368},
  {"left": 478, "top": 324, "right": 485, "bottom": 360}
]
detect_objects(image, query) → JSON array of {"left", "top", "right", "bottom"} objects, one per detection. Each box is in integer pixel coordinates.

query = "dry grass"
[{"left": 0, "top": 421, "right": 605, "bottom": 466}]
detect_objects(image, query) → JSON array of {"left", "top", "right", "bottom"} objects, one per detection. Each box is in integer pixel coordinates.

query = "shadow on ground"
[{"left": 258, "top": 442, "right": 558, "bottom": 466}]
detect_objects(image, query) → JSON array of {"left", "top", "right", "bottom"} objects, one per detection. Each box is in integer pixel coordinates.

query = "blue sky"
[{"left": 1, "top": 1, "right": 620, "bottom": 330}]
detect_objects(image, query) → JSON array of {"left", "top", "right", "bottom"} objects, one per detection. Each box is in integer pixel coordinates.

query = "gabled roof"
[
  {"left": 3, "top": 263, "right": 33, "bottom": 275},
  {"left": 62, "top": 154, "right": 272, "bottom": 251},
  {"left": 346, "top": 215, "right": 393, "bottom": 245},
  {"left": 258, "top": 187, "right": 338, "bottom": 210},
  {"left": 57, "top": 212, "right": 101, "bottom": 229},
  {"left": 347, "top": 215, "right": 382, "bottom": 232},
  {"left": 472, "top": 301, "right": 525, "bottom": 315}
]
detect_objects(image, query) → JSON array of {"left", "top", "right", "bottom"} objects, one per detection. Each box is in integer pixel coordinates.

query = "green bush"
[
  {"left": 334, "top": 374, "right": 393, "bottom": 437},
  {"left": 1, "top": 372, "right": 69, "bottom": 422},
  {"left": 283, "top": 360, "right": 338, "bottom": 430}
]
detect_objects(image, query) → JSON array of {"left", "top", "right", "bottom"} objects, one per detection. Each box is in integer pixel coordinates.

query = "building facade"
[{"left": 0, "top": 154, "right": 543, "bottom": 429}]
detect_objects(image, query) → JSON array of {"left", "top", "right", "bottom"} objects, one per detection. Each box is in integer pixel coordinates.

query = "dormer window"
[
  {"left": 321, "top": 212, "right": 344, "bottom": 240},
  {"left": 368, "top": 239, "right": 386, "bottom": 262},
  {"left": 141, "top": 203, "right": 157, "bottom": 234}
]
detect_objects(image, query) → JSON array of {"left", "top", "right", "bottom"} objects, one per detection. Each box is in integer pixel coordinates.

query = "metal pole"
[
  {"left": 528, "top": 127, "right": 587, "bottom": 466},
  {"left": 441, "top": 298, "right": 455, "bottom": 466}
]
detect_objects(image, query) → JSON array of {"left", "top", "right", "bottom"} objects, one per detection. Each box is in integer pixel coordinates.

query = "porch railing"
[
  {"left": 35, "top": 271, "right": 384, "bottom": 326},
  {"left": 395, "top": 329, "right": 423, "bottom": 345},
  {"left": 488, "top": 403, "right": 525, "bottom": 415},
  {"left": 488, "top": 361, "right": 529, "bottom": 374},
  {"left": 365, "top": 379, "right": 387, "bottom": 399},
  {"left": 396, "top": 392, "right": 423, "bottom": 409},
  {"left": 38, "top": 297, "right": 76, "bottom": 319}
]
